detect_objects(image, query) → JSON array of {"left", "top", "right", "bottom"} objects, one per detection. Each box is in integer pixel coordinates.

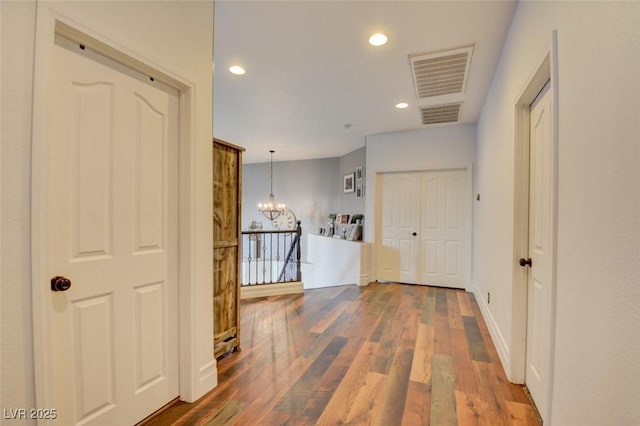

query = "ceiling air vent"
[
  {"left": 410, "top": 45, "right": 474, "bottom": 99},
  {"left": 420, "top": 103, "right": 462, "bottom": 125}
]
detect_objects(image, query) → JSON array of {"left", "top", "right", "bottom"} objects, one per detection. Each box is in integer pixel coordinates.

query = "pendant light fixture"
[{"left": 258, "top": 150, "right": 285, "bottom": 221}]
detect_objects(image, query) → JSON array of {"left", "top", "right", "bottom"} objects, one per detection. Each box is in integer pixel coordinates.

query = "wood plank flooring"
[{"left": 143, "top": 282, "right": 541, "bottom": 425}]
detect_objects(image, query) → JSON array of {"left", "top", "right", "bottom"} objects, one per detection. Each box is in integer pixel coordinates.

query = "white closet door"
[
  {"left": 420, "top": 170, "right": 466, "bottom": 288},
  {"left": 378, "top": 172, "right": 421, "bottom": 284},
  {"left": 377, "top": 169, "right": 468, "bottom": 289}
]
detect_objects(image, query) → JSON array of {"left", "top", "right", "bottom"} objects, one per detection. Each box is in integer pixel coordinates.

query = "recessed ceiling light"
[
  {"left": 368, "top": 33, "right": 388, "bottom": 47},
  {"left": 228, "top": 65, "right": 246, "bottom": 75},
  {"left": 395, "top": 102, "right": 409, "bottom": 109}
]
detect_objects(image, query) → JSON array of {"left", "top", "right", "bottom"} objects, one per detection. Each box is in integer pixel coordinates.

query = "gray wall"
[
  {"left": 338, "top": 147, "right": 366, "bottom": 218},
  {"left": 242, "top": 157, "right": 339, "bottom": 260}
]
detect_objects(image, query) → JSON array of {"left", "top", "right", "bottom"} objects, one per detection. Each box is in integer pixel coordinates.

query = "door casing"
[
  {"left": 30, "top": 6, "right": 215, "bottom": 416},
  {"left": 511, "top": 31, "right": 559, "bottom": 423}
]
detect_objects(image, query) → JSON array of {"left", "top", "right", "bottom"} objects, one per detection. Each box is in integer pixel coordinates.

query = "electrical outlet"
[{"left": 487, "top": 292, "right": 491, "bottom": 304}]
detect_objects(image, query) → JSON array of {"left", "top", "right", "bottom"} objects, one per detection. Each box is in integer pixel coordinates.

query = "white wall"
[
  {"left": 242, "top": 157, "right": 340, "bottom": 260},
  {"left": 364, "top": 124, "right": 476, "bottom": 253},
  {"left": 1, "top": 0, "right": 215, "bottom": 418},
  {"left": 476, "top": 1, "right": 640, "bottom": 424},
  {"left": 1, "top": 1, "right": 38, "bottom": 418}
]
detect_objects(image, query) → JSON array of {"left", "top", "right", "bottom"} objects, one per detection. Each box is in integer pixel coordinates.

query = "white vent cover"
[
  {"left": 420, "top": 103, "right": 462, "bottom": 125},
  {"left": 410, "top": 46, "right": 474, "bottom": 99}
]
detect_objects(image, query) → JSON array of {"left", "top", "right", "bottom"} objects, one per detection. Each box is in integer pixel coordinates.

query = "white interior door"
[
  {"left": 420, "top": 170, "right": 466, "bottom": 287},
  {"left": 378, "top": 172, "right": 420, "bottom": 283},
  {"left": 46, "top": 35, "right": 179, "bottom": 425},
  {"left": 525, "top": 81, "right": 553, "bottom": 420},
  {"left": 377, "top": 170, "right": 467, "bottom": 288}
]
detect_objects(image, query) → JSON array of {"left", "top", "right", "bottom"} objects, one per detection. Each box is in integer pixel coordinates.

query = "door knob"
[
  {"left": 51, "top": 276, "right": 72, "bottom": 292},
  {"left": 518, "top": 258, "right": 532, "bottom": 267},
  {"left": 412, "top": 232, "right": 417, "bottom": 236}
]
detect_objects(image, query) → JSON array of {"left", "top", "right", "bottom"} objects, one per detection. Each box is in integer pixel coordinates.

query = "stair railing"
[{"left": 241, "top": 221, "right": 302, "bottom": 286}]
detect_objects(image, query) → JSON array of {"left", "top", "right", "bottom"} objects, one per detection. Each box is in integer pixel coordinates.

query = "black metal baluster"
[
  {"left": 296, "top": 221, "right": 302, "bottom": 281},
  {"left": 261, "top": 233, "right": 266, "bottom": 284},
  {"left": 241, "top": 223, "right": 302, "bottom": 287},
  {"left": 246, "top": 235, "right": 253, "bottom": 285}
]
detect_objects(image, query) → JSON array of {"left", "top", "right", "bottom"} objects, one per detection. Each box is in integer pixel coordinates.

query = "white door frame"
[
  {"left": 375, "top": 166, "right": 473, "bottom": 290},
  {"left": 511, "top": 31, "right": 559, "bottom": 422},
  {"left": 30, "top": 7, "right": 214, "bottom": 416}
]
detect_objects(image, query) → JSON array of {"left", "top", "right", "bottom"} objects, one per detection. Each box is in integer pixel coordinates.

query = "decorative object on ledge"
[
  {"left": 258, "top": 150, "right": 286, "bottom": 221},
  {"left": 351, "top": 214, "right": 364, "bottom": 225},
  {"left": 328, "top": 213, "right": 337, "bottom": 237},
  {"left": 343, "top": 172, "right": 355, "bottom": 193},
  {"left": 336, "top": 214, "right": 350, "bottom": 224},
  {"left": 346, "top": 224, "right": 362, "bottom": 241}
]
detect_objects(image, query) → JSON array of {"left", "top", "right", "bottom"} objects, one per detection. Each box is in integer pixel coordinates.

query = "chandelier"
[{"left": 258, "top": 150, "right": 285, "bottom": 221}]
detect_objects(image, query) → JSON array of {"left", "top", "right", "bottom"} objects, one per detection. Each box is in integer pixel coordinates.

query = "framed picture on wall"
[
  {"left": 356, "top": 184, "right": 363, "bottom": 198},
  {"left": 344, "top": 173, "right": 355, "bottom": 193},
  {"left": 356, "top": 166, "right": 363, "bottom": 180}
]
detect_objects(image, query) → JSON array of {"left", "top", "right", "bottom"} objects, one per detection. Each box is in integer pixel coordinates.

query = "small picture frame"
[
  {"left": 346, "top": 224, "right": 362, "bottom": 241},
  {"left": 356, "top": 184, "right": 363, "bottom": 198},
  {"left": 339, "top": 214, "right": 350, "bottom": 224},
  {"left": 343, "top": 173, "right": 355, "bottom": 193},
  {"left": 346, "top": 225, "right": 356, "bottom": 241},
  {"left": 356, "top": 166, "right": 363, "bottom": 181}
]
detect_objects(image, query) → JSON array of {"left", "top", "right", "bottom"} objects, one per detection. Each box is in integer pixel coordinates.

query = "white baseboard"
[
  {"left": 240, "top": 281, "right": 304, "bottom": 299},
  {"left": 470, "top": 280, "right": 511, "bottom": 376},
  {"left": 358, "top": 273, "right": 370, "bottom": 286}
]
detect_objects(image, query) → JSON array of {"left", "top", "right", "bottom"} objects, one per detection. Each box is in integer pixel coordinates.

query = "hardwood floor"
[{"left": 143, "top": 282, "right": 541, "bottom": 425}]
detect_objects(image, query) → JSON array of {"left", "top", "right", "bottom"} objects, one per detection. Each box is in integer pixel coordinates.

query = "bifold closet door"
[{"left": 378, "top": 169, "right": 467, "bottom": 289}]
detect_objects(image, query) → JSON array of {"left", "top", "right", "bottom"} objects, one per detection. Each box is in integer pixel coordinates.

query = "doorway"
[
  {"left": 512, "top": 39, "right": 559, "bottom": 424},
  {"left": 525, "top": 80, "right": 553, "bottom": 419},
  {"left": 377, "top": 169, "right": 469, "bottom": 289},
  {"left": 46, "top": 33, "right": 179, "bottom": 425},
  {"left": 29, "top": 16, "right": 202, "bottom": 424}
]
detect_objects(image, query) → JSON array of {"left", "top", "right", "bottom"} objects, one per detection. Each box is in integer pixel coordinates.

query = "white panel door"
[
  {"left": 525, "top": 82, "right": 553, "bottom": 420},
  {"left": 377, "top": 170, "right": 467, "bottom": 288},
  {"left": 420, "top": 170, "right": 466, "bottom": 287},
  {"left": 378, "top": 173, "right": 420, "bottom": 283},
  {"left": 46, "top": 36, "right": 179, "bottom": 425}
]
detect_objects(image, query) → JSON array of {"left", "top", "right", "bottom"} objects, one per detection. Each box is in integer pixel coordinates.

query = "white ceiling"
[{"left": 213, "top": 1, "right": 517, "bottom": 164}]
